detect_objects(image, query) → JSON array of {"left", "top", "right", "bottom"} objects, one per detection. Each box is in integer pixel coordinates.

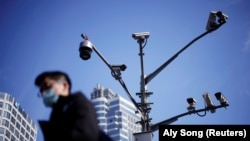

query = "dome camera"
[{"left": 79, "top": 40, "right": 93, "bottom": 60}]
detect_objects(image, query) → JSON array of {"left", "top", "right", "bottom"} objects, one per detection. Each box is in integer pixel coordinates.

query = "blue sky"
[{"left": 0, "top": 0, "right": 250, "bottom": 141}]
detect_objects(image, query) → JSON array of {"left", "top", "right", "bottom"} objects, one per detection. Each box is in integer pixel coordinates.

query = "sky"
[{"left": 0, "top": 0, "right": 250, "bottom": 141}]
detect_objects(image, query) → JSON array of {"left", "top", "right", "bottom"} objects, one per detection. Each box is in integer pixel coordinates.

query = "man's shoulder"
[
  {"left": 68, "top": 91, "right": 95, "bottom": 110},
  {"left": 70, "top": 91, "right": 89, "bottom": 101}
]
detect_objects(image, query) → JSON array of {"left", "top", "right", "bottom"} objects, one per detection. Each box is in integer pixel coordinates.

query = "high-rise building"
[
  {"left": 91, "top": 84, "right": 142, "bottom": 141},
  {"left": 0, "top": 92, "right": 37, "bottom": 141}
]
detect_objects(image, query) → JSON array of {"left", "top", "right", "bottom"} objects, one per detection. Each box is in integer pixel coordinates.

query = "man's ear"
[{"left": 62, "top": 81, "right": 69, "bottom": 91}]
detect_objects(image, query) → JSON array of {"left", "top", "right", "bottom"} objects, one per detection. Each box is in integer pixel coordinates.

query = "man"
[{"left": 35, "top": 71, "right": 113, "bottom": 141}]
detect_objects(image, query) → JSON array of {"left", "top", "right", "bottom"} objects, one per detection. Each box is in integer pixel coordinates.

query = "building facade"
[
  {"left": 91, "top": 84, "right": 142, "bottom": 141},
  {"left": 0, "top": 92, "right": 37, "bottom": 141}
]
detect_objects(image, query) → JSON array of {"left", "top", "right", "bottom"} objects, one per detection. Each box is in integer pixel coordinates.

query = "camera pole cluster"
[
  {"left": 79, "top": 11, "right": 229, "bottom": 141},
  {"left": 132, "top": 32, "right": 153, "bottom": 132}
]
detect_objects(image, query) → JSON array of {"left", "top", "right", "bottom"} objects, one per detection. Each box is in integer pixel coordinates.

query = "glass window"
[
  {"left": 16, "top": 122, "right": 20, "bottom": 130},
  {"left": 20, "top": 135, "right": 24, "bottom": 141},
  {"left": 26, "top": 126, "right": 30, "bottom": 132},
  {"left": 3, "top": 111, "right": 11, "bottom": 119},
  {"left": 11, "top": 116, "right": 15, "bottom": 125},
  {"left": 21, "top": 127, "right": 25, "bottom": 135},
  {"left": 0, "top": 127, "right": 5, "bottom": 134},
  {"left": 22, "top": 120, "right": 26, "bottom": 127},
  {"left": 17, "top": 114, "right": 21, "bottom": 122},
  {"left": 5, "top": 130, "right": 10, "bottom": 139},
  {"left": 0, "top": 136, "right": 3, "bottom": 141},
  {"left": 4, "top": 103, "right": 12, "bottom": 111},
  {"left": 15, "top": 130, "right": 19, "bottom": 138},
  {"left": 0, "top": 102, "right": 3, "bottom": 108},
  {"left": 12, "top": 109, "right": 16, "bottom": 117},
  {"left": 1, "top": 119, "right": 9, "bottom": 127},
  {"left": 31, "top": 130, "right": 34, "bottom": 137},
  {"left": 25, "top": 132, "right": 29, "bottom": 139},
  {"left": 8, "top": 95, "right": 14, "bottom": 103},
  {"left": 11, "top": 135, "right": 16, "bottom": 141},
  {"left": 9, "top": 124, "right": 14, "bottom": 133}
]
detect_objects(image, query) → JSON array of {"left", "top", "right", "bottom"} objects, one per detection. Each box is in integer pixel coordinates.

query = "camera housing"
[
  {"left": 111, "top": 64, "right": 127, "bottom": 71},
  {"left": 215, "top": 92, "right": 228, "bottom": 105},
  {"left": 206, "top": 11, "right": 228, "bottom": 31},
  {"left": 132, "top": 32, "right": 150, "bottom": 40},
  {"left": 187, "top": 98, "right": 196, "bottom": 111},
  {"left": 187, "top": 98, "right": 196, "bottom": 105},
  {"left": 79, "top": 40, "right": 93, "bottom": 60},
  {"left": 216, "top": 11, "right": 228, "bottom": 23},
  {"left": 202, "top": 93, "right": 216, "bottom": 113}
]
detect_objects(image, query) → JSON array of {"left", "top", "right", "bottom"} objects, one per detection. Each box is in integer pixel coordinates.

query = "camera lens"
[{"left": 79, "top": 47, "right": 92, "bottom": 60}]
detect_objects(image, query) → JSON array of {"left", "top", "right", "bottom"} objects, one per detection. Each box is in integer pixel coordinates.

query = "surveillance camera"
[
  {"left": 206, "top": 11, "right": 217, "bottom": 31},
  {"left": 215, "top": 92, "right": 228, "bottom": 105},
  {"left": 111, "top": 64, "right": 127, "bottom": 71},
  {"left": 216, "top": 11, "right": 228, "bottom": 24},
  {"left": 187, "top": 97, "right": 196, "bottom": 112},
  {"left": 187, "top": 98, "right": 196, "bottom": 111},
  {"left": 132, "top": 32, "right": 150, "bottom": 40},
  {"left": 79, "top": 40, "right": 93, "bottom": 60},
  {"left": 187, "top": 98, "right": 196, "bottom": 105},
  {"left": 202, "top": 93, "right": 215, "bottom": 107},
  {"left": 206, "top": 11, "right": 228, "bottom": 31},
  {"left": 202, "top": 93, "right": 216, "bottom": 113}
]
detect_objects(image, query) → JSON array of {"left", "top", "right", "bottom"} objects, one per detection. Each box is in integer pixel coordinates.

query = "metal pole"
[
  {"left": 90, "top": 45, "right": 146, "bottom": 120},
  {"left": 138, "top": 38, "right": 148, "bottom": 132}
]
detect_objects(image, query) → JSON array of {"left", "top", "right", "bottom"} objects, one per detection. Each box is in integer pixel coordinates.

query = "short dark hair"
[{"left": 35, "top": 71, "right": 72, "bottom": 92}]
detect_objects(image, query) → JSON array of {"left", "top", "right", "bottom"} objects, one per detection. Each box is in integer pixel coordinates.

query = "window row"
[
  {"left": 1, "top": 119, "right": 35, "bottom": 138},
  {"left": 0, "top": 108, "right": 34, "bottom": 133},
  {"left": 0, "top": 101, "right": 34, "bottom": 128},
  {"left": 0, "top": 126, "right": 35, "bottom": 141}
]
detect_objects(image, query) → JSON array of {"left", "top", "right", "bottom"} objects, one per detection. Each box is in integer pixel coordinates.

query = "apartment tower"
[
  {"left": 91, "top": 84, "right": 142, "bottom": 141},
  {"left": 0, "top": 92, "right": 37, "bottom": 141}
]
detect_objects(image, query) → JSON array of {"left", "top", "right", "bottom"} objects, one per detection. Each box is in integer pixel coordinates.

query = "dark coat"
[{"left": 39, "top": 92, "right": 100, "bottom": 141}]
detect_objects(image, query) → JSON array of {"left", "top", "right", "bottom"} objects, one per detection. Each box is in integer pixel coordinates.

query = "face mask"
[{"left": 42, "top": 89, "right": 59, "bottom": 107}]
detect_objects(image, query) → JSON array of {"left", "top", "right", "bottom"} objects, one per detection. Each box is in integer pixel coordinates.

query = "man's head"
[{"left": 35, "top": 71, "right": 72, "bottom": 97}]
